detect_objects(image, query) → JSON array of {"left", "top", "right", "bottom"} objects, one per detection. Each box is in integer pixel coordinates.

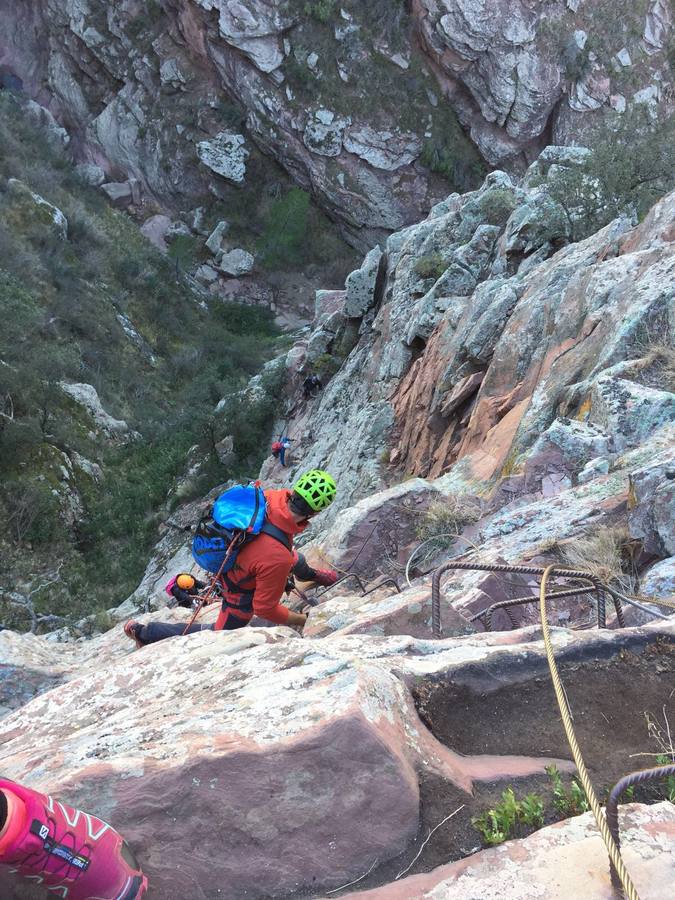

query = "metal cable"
[
  {"left": 614, "top": 590, "right": 675, "bottom": 611},
  {"left": 405, "top": 533, "right": 459, "bottom": 587},
  {"left": 605, "top": 585, "right": 673, "bottom": 619},
  {"left": 605, "top": 764, "right": 675, "bottom": 892},
  {"left": 539, "top": 565, "right": 639, "bottom": 900}
]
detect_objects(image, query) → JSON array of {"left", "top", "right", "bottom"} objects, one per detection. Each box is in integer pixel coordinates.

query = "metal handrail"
[{"left": 431, "top": 561, "right": 606, "bottom": 638}]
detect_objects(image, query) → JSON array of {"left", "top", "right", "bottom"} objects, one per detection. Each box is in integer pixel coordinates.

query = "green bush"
[
  {"left": 211, "top": 363, "right": 286, "bottom": 474},
  {"left": 413, "top": 252, "right": 447, "bottom": 280},
  {"left": 546, "top": 765, "right": 590, "bottom": 816},
  {"left": 545, "top": 110, "right": 675, "bottom": 241},
  {"left": 560, "top": 35, "right": 594, "bottom": 82},
  {"left": 167, "top": 233, "right": 200, "bottom": 274},
  {"left": 214, "top": 101, "right": 245, "bottom": 130},
  {"left": 655, "top": 754, "right": 675, "bottom": 802},
  {"left": 0, "top": 93, "right": 288, "bottom": 629},
  {"left": 257, "top": 187, "right": 311, "bottom": 270},
  {"left": 311, "top": 352, "right": 343, "bottom": 380},
  {"left": 420, "top": 133, "right": 486, "bottom": 194},
  {"left": 472, "top": 788, "right": 545, "bottom": 846},
  {"left": 520, "top": 793, "right": 545, "bottom": 827},
  {"left": 1, "top": 478, "right": 60, "bottom": 545},
  {"left": 477, "top": 187, "right": 518, "bottom": 226},
  {"left": 303, "top": 0, "right": 336, "bottom": 23}
]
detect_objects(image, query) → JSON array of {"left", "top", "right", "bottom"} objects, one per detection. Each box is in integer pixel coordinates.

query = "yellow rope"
[{"left": 539, "top": 565, "right": 640, "bottom": 900}]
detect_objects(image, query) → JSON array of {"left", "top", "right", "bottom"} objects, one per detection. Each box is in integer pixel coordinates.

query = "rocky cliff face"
[
  {"left": 3, "top": 607, "right": 674, "bottom": 897},
  {"left": 1, "top": 1, "right": 672, "bottom": 248},
  {"left": 265, "top": 159, "right": 674, "bottom": 521},
  {"left": 100, "top": 145, "right": 675, "bottom": 635},
  {"left": 2, "top": 7, "right": 675, "bottom": 897},
  {"left": 0, "top": 0, "right": 475, "bottom": 247}
]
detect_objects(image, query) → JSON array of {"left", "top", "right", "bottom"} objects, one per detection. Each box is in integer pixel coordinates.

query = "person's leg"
[
  {"left": 126, "top": 621, "right": 214, "bottom": 646},
  {"left": 279, "top": 446, "right": 286, "bottom": 466},
  {"left": 214, "top": 607, "right": 251, "bottom": 630}
]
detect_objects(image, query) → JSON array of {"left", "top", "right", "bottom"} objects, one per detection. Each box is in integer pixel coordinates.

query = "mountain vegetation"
[{"left": 0, "top": 94, "right": 285, "bottom": 630}]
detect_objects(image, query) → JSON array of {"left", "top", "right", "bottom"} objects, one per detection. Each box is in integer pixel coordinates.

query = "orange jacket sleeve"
[{"left": 250, "top": 558, "right": 291, "bottom": 624}]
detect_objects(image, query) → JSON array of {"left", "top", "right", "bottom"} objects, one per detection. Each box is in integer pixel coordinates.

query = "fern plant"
[
  {"left": 472, "top": 787, "right": 545, "bottom": 845},
  {"left": 546, "top": 765, "right": 590, "bottom": 816}
]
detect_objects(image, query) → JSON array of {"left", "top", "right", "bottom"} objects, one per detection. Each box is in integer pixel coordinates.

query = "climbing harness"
[{"left": 182, "top": 534, "right": 239, "bottom": 635}]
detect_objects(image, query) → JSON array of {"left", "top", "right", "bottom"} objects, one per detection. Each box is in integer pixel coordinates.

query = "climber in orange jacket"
[{"left": 125, "top": 471, "right": 338, "bottom": 646}]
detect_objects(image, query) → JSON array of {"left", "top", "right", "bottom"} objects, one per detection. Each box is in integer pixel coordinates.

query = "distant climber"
[
  {"left": 165, "top": 572, "right": 205, "bottom": 608},
  {"left": 124, "top": 470, "right": 338, "bottom": 646},
  {"left": 271, "top": 434, "right": 292, "bottom": 467},
  {"left": 0, "top": 776, "right": 147, "bottom": 899},
  {"left": 302, "top": 373, "right": 322, "bottom": 400}
]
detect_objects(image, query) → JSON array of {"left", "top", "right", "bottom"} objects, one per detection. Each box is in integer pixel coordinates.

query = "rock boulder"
[
  {"left": 197, "top": 131, "right": 249, "bottom": 183},
  {"left": 1, "top": 621, "right": 578, "bottom": 898},
  {"left": 341, "top": 802, "right": 675, "bottom": 899},
  {"left": 217, "top": 247, "right": 255, "bottom": 276}
]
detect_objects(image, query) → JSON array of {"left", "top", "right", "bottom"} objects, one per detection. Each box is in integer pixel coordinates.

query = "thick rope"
[{"left": 539, "top": 565, "right": 639, "bottom": 900}]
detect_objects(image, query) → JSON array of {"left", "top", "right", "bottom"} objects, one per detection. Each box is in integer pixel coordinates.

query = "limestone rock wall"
[
  {"left": 0, "top": 0, "right": 474, "bottom": 246},
  {"left": 1, "top": 1, "right": 672, "bottom": 246},
  {"left": 267, "top": 170, "right": 674, "bottom": 538}
]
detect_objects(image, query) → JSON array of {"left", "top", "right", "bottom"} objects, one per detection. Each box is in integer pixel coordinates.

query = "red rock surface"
[{"left": 340, "top": 802, "right": 675, "bottom": 900}]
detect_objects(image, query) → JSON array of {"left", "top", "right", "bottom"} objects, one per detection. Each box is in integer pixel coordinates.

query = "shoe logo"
[{"left": 30, "top": 819, "right": 92, "bottom": 871}]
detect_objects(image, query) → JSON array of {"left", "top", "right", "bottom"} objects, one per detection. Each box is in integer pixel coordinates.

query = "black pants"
[{"left": 138, "top": 617, "right": 246, "bottom": 646}]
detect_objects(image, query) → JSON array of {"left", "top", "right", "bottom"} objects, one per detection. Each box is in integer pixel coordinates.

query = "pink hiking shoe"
[{"left": 0, "top": 778, "right": 148, "bottom": 899}]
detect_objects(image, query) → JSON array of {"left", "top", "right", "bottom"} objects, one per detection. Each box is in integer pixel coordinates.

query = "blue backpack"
[{"left": 191, "top": 484, "right": 291, "bottom": 574}]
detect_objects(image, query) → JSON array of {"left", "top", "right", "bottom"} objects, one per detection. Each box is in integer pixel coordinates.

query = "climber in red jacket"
[{"left": 125, "top": 470, "right": 338, "bottom": 646}]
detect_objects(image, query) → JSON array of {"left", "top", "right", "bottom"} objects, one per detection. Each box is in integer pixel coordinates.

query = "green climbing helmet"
[{"left": 293, "top": 469, "right": 336, "bottom": 512}]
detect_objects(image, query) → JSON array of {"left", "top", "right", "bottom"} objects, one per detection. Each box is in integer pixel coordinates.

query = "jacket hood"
[{"left": 265, "top": 488, "right": 309, "bottom": 536}]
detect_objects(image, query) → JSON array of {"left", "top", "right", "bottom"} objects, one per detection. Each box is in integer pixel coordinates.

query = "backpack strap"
[
  {"left": 259, "top": 520, "right": 292, "bottom": 552},
  {"left": 246, "top": 484, "right": 263, "bottom": 531},
  {"left": 220, "top": 521, "right": 293, "bottom": 610}
]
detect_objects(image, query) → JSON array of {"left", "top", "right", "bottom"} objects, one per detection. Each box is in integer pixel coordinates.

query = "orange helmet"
[{"left": 176, "top": 573, "right": 196, "bottom": 591}]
